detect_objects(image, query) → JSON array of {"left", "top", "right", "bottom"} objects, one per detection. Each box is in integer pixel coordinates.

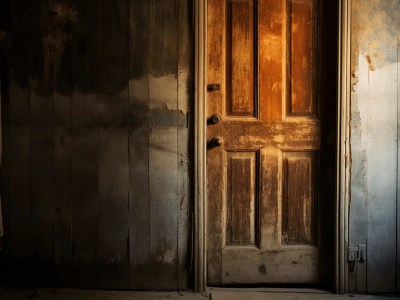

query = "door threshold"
[{"left": 207, "top": 287, "right": 331, "bottom": 294}]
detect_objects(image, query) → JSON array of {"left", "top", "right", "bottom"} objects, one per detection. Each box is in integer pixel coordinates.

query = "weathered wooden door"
[{"left": 207, "top": 0, "right": 321, "bottom": 285}]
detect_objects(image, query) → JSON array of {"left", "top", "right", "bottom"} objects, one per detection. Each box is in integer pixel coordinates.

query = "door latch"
[{"left": 207, "top": 84, "right": 221, "bottom": 92}]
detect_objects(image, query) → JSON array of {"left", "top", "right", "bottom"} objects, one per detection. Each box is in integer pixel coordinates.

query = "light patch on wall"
[
  {"left": 149, "top": 75, "right": 178, "bottom": 110},
  {"left": 353, "top": 52, "right": 398, "bottom": 133},
  {"left": 352, "top": 0, "right": 399, "bottom": 70},
  {"left": 129, "top": 76, "right": 189, "bottom": 114}
]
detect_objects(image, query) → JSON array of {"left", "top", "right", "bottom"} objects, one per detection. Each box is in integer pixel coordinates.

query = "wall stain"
[
  {"left": 365, "top": 55, "right": 375, "bottom": 71},
  {"left": 352, "top": 0, "right": 399, "bottom": 72},
  {"left": 123, "top": 102, "right": 188, "bottom": 131},
  {"left": 42, "top": 1, "right": 77, "bottom": 90}
]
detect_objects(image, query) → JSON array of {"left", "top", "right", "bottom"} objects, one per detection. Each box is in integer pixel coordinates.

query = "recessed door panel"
[{"left": 225, "top": 151, "right": 259, "bottom": 247}]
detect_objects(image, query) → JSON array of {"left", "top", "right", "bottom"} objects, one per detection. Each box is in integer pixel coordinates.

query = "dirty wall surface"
[
  {"left": 0, "top": 0, "right": 193, "bottom": 290},
  {"left": 349, "top": 0, "right": 400, "bottom": 293}
]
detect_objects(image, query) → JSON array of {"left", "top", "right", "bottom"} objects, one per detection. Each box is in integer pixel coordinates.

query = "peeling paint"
[
  {"left": 149, "top": 75, "right": 179, "bottom": 110},
  {"left": 123, "top": 102, "right": 188, "bottom": 131}
]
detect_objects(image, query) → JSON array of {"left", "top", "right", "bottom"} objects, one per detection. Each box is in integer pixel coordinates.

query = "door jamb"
[
  {"left": 193, "top": 0, "right": 351, "bottom": 293},
  {"left": 194, "top": 0, "right": 207, "bottom": 292},
  {"left": 336, "top": 0, "right": 351, "bottom": 294}
]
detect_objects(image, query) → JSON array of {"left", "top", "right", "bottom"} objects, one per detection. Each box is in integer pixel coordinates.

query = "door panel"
[{"left": 207, "top": 0, "right": 320, "bottom": 285}]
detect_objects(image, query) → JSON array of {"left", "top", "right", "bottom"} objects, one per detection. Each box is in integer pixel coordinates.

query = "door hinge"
[{"left": 347, "top": 245, "right": 366, "bottom": 263}]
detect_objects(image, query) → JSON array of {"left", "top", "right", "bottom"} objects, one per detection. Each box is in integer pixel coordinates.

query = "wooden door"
[{"left": 207, "top": 0, "right": 321, "bottom": 285}]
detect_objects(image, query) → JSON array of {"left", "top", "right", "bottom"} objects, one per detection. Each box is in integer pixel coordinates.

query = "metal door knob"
[
  {"left": 209, "top": 114, "right": 221, "bottom": 125},
  {"left": 211, "top": 137, "right": 223, "bottom": 147}
]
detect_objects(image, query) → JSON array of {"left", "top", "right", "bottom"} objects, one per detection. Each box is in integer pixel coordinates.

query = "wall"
[
  {"left": 349, "top": 0, "right": 399, "bottom": 293},
  {"left": 0, "top": 0, "right": 193, "bottom": 290}
]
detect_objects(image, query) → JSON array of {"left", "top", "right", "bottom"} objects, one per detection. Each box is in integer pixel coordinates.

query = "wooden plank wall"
[
  {"left": 0, "top": 0, "right": 193, "bottom": 290},
  {"left": 349, "top": 0, "right": 399, "bottom": 293}
]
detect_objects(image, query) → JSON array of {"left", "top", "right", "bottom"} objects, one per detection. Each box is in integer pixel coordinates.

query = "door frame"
[{"left": 193, "top": 0, "right": 352, "bottom": 293}]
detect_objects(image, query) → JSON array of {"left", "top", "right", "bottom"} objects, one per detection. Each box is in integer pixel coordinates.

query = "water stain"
[{"left": 258, "top": 264, "right": 266, "bottom": 274}]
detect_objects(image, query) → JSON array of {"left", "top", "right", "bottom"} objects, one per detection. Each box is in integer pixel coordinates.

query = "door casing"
[{"left": 193, "top": 0, "right": 351, "bottom": 293}]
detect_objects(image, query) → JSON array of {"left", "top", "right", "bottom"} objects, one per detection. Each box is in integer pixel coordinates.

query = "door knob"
[
  {"left": 208, "top": 137, "right": 223, "bottom": 148},
  {"left": 208, "top": 114, "right": 221, "bottom": 125}
]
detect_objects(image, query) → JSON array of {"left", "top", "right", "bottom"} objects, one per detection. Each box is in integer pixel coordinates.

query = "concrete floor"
[{"left": 0, "top": 288, "right": 398, "bottom": 300}]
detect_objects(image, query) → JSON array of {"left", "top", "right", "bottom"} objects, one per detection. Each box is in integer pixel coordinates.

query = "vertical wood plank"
[
  {"left": 129, "top": 0, "right": 150, "bottom": 290},
  {"left": 177, "top": 126, "right": 189, "bottom": 290},
  {"left": 8, "top": 81, "right": 30, "bottom": 261},
  {"left": 177, "top": 0, "right": 192, "bottom": 289},
  {"left": 97, "top": 0, "right": 130, "bottom": 289},
  {"left": 259, "top": 0, "right": 283, "bottom": 121},
  {"left": 0, "top": 0, "right": 10, "bottom": 261},
  {"left": 206, "top": 0, "right": 225, "bottom": 286},
  {"left": 260, "top": 148, "right": 281, "bottom": 250},
  {"left": 148, "top": 0, "right": 179, "bottom": 290},
  {"left": 30, "top": 91, "right": 54, "bottom": 275},
  {"left": 149, "top": 129, "right": 178, "bottom": 289},
  {"left": 98, "top": 93, "right": 129, "bottom": 289},
  {"left": 69, "top": 0, "right": 100, "bottom": 288},
  {"left": 54, "top": 92, "right": 72, "bottom": 284},
  {"left": 71, "top": 93, "right": 99, "bottom": 288},
  {"left": 129, "top": 124, "right": 150, "bottom": 289}
]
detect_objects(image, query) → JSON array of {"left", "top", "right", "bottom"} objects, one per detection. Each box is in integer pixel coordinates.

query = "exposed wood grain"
[
  {"left": 221, "top": 247, "right": 318, "bottom": 284},
  {"left": 227, "top": 0, "right": 254, "bottom": 116},
  {"left": 71, "top": 93, "right": 99, "bottom": 288},
  {"left": 223, "top": 120, "right": 320, "bottom": 150},
  {"left": 54, "top": 92, "right": 73, "bottom": 284},
  {"left": 282, "top": 152, "right": 315, "bottom": 245},
  {"left": 226, "top": 152, "right": 257, "bottom": 246},
  {"left": 259, "top": 0, "right": 283, "bottom": 121},
  {"left": 206, "top": 0, "right": 225, "bottom": 286},
  {"left": 260, "top": 148, "right": 281, "bottom": 250},
  {"left": 128, "top": 0, "right": 150, "bottom": 289},
  {"left": 287, "top": 0, "right": 316, "bottom": 116}
]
